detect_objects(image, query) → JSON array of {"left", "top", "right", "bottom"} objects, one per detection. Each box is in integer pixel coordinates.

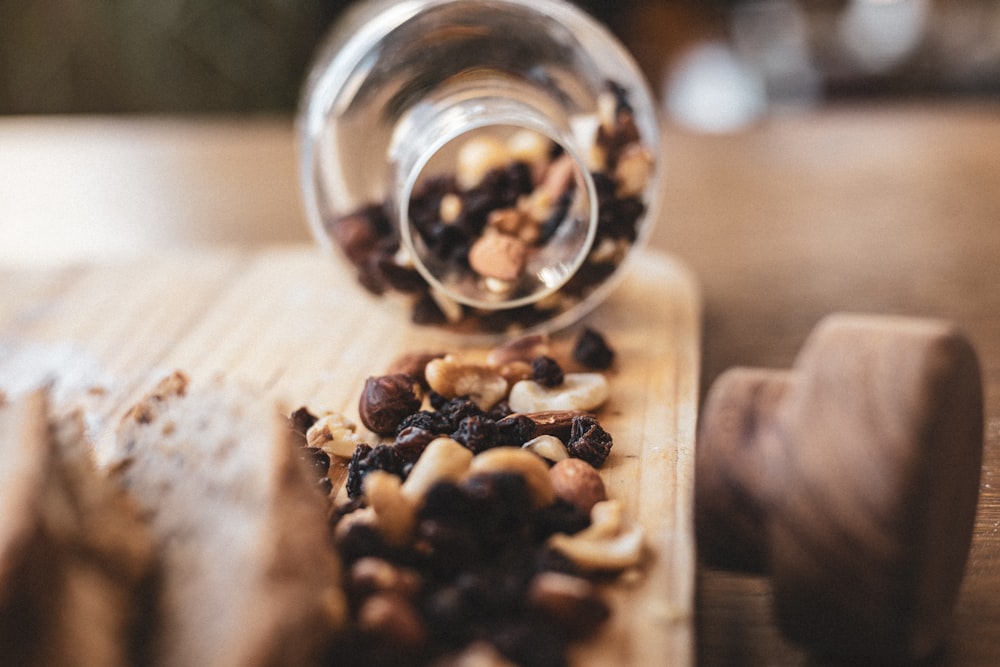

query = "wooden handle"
[{"left": 696, "top": 313, "right": 983, "bottom": 662}]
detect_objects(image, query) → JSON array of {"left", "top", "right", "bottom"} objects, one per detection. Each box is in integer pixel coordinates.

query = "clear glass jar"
[{"left": 297, "top": 0, "right": 661, "bottom": 336}]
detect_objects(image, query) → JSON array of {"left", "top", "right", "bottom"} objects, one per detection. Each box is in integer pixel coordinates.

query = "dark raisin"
[
  {"left": 410, "top": 292, "right": 448, "bottom": 326},
  {"left": 531, "top": 355, "right": 564, "bottom": 388},
  {"left": 301, "top": 446, "right": 331, "bottom": 478},
  {"left": 496, "top": 414, "right": 536, "bottom": 447},
  {"left": 288, "top": 406, "right": 318, "bottom": 445},
  {"left": 394, "top": 426, "right": 436, "bottom": 463},
  {"left": 451, "top": 415, "right": 500, "bottom": 453},
  {"left": 488, "top": 617, "right": 569, "bottom": 667},
  {"left": 359, "top": 374, "right": 422, "bottom": 436},
  {"left": 317, "top": 477, "right": 333, "bottom": 497},
  {"left": 374, "top": 247, "right": 427, "bottom": 293},
  {"left": 335, "top": 521, "right": 392, "bottom": 565},
  {"left": 572, "top": 327, "right": 615, "bottom": 370},
  {"left": 463, "top": 473, "right": 533, "bottom": 545},
  {"left": 396, "top": 410, "right": 451, "bottom": 436},
  {"left": 567, "top": 415, "right": 613, "bottom": 468},
  {"left": 418, "top": 481, "right": 478, "bottom": 525},
  {"left": 533, "top": 499, "right": 591, "bottom": 541},
  {"left": 325, "top": 205, "right": 389, "bottom": 268},
  {"left": 485, "top": 400, "right": 513, "bottom": 421},
  {"left": 346, "top": 443, "right": 405, "bottom": 499},
  {"left": 437, "top": 397, "right": 484, "bottom": 430},
  {"left": 414, "top": 519, "right": 482, "bottom": 575}
]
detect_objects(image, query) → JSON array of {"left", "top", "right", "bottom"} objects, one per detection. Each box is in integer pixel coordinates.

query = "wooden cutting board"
[{"left": 0, "top": 245, "right": 700, "bottom": 666}]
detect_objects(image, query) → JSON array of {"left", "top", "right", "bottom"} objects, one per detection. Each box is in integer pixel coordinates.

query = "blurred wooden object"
[
  {"left": 1, "top": 102, "right": 999, "bottom": 664},
  {"left": 697, "top": 313, "right": 983, "bottom": 663}
]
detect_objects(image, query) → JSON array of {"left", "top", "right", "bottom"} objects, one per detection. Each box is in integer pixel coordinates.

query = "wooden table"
[{"left": 1, "top": 103, "right": 998, "bottom": 664}]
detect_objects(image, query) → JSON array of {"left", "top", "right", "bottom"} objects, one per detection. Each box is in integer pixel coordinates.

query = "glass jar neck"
[{"left": 391, "top": 88, "right": 598, "bottom": 310}]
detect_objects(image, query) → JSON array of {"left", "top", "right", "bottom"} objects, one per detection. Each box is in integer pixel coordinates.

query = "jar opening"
[{"left": 398, "top": 121, "right": 597, "bottom": 310}]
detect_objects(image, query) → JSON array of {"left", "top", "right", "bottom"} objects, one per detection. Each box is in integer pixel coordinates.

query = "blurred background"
[{"left": 2, "top": 0, "right": 999, "bottom": 130}]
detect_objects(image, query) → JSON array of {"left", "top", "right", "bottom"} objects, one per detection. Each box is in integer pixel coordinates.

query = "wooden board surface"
[{"left": 0, "top": 245, "right": 701, "bottom": 666}]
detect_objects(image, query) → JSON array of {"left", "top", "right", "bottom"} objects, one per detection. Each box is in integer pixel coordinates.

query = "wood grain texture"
[{"left": 0, "top": 247, "right": 701, "bottom": 666}]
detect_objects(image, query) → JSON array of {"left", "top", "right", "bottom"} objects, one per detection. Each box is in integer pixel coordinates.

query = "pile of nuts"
[
  {"left": 325, "top": 80, "right": 654, "bottom": 334},
  {"left": 289, "top": 329, "right": 646, "bottom": 666}
]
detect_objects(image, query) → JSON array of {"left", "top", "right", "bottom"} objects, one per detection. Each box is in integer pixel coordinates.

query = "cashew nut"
[
  {"left": 400, "top": 437, "right": 473, "bottom": 503},
  {"left": 522, "top": 434, "right": 569, "bottom": 464},
  {"left": 467, "top": 446, "right": 555, "bottom": 508},
  {"left": 546, "top": 499, "right": 645, "bottom": 571},
  {"left": 507, "top": 373, "right": 609, "bottom": 413},
  {"left": 364, "top": 470, "right": 416, "bottom": 547}
]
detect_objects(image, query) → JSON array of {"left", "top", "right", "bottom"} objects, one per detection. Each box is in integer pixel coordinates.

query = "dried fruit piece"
[
  {"left": 567, "top": 415, "right": 614, "bottom": 468},
  {"left": 359, "top": 374, "right": 422, "bottom": 436},
  {"left": 572, "top": 328, "right": 615, "bottom": 370}
]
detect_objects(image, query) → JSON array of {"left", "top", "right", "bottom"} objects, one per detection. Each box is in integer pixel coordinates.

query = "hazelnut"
[
  {"left": 386, "top": 351, "right": 446, "bottom": 390},
  {"left": 549, "top": 458, "right": 606, "bottom": 514},
  {"left": 359, "top": 373, "right": 422, "bottom": 435},
  {"left": 527, "top": 571, "right": 610, "bottom": 639},
  {"left": 468, "top": 231, "right": 528, "bottom": 282},
  {"left": 357, "top": 593, "right": 426, "bottom": 649},
  {"left": 349, "top": 557, "right": 422, "bottom": 600}
]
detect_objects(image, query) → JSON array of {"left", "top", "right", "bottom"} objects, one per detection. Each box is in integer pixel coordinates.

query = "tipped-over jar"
[{"left": 297, "top": 0, "right": 662, "bottom": 336}]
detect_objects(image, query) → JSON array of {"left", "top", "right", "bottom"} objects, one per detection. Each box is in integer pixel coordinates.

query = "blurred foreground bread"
[
  {"left": 0, "top": 389, "right": 154, "bottom": 666},
  {"left": 106, "top": 371, "right": 346, "bottom": 667}
]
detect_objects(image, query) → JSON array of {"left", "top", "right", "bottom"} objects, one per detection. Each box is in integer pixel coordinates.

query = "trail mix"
[
  {"left": 289, "top": 328, "right": 644, "bottom": 666},
  {"left": 325, "top": 81, "right": 654, "bottom": 334}
]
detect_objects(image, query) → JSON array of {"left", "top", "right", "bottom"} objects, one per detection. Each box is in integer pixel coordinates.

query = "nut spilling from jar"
[
  {"left": 286, "top": 328, "right": 647, "bottom": 665},
  {"left": 323, "top": 81, "right": 655, "bottom": 334}
]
